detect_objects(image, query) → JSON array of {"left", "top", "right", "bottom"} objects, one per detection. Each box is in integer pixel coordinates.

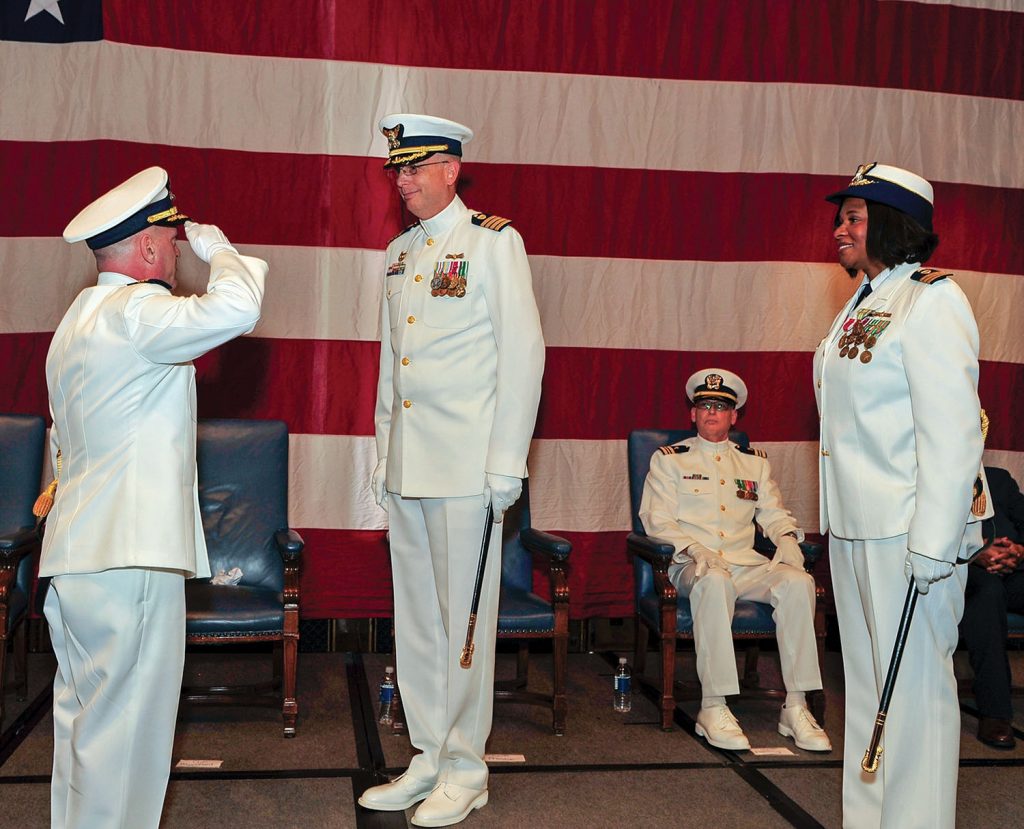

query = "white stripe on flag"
[
  {"left": 5, "top": 238, "right": 1023, "bottom": 365},
  {"left": 2, "top": 41, "right": 1022, "bottom": 186}
]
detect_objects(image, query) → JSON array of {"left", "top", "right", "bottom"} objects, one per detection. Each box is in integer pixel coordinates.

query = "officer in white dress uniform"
[
  {"left": 358, "top": 115, "right": 544, "bottom": 827},
  {"left": 42, "top": 167, "right": 266, "bottom": 829},
  {"left": 639, "top": 369, "right": 831, "bottom": 752},
  {"left": 813, "top": 163, "right": 989, "bottom": 829}
]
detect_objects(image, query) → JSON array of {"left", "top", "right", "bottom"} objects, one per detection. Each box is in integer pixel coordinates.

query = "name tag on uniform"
[{"left": 682, "top": 473, "right": 708, "bottom": 480}]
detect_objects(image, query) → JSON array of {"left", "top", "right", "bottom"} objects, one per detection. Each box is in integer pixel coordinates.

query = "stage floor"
[{"left": 2, "top": 645, "right": 1023, "bottom": 828}]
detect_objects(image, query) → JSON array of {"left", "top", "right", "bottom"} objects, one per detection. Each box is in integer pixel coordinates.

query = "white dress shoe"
[
  {"left": 695, "top": 704, "right": 751, "bottom": 750},
  {"left": 357, "top": 773, "right": 435, "bottom": 811},
  {"left": 411, "top": 782, "right": 488, "bottom": 827},
  {"left": 778, "top": 704, "right": 832, "bottom": 751}
]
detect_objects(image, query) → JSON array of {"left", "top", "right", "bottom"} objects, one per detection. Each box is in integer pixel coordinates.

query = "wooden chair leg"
[
  {"left": 14, "top": 621, "right": 28, "bottom": 700},
  {"left": 273, "top": 641, "right": 283, "bottom": 688},
  {"left": 391, "top": 672, "right": 407, "bottom": 735},
  {"left": 660, "top": 631, "right": 675, "bottom": 730},
  {"left": 516, "top": 641, "right": 529, "bottom": 689},
  {"left": 552, "top": 632, "right": 567, "bottom": 736},
  {"left": 741, "top": 644, "right": 761, "bottom": 689},
  {"left": 0, "top": 631, "right": 7, "bottom": 728},
  {"left": 281, "top": 628, "right": 299, "bottom": 738}
]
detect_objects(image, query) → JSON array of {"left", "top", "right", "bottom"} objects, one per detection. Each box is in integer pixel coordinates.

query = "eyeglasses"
[
  {"left": 695, "top": 400, "right": 734, "bottom": 412},
  {"left": 387, "top": 160, "right": 450, "bottom": 180}
]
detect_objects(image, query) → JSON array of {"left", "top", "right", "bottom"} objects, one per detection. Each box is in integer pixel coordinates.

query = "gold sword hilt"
[
  {"left": 861, "top": 746, "right": 883, "bottom": 773},
  {"left": 861, "top": 713, "right": 886, "bottom": 773},
  {"left": 459, "top": 614, "right": 478, "bottom": 668}
]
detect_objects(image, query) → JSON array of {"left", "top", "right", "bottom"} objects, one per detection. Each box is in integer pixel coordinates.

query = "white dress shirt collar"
[{"left": 419, "top": 195, "right": 468, "bottom": 238}]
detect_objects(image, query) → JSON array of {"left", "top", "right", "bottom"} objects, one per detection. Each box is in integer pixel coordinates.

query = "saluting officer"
[
  {"left": 639, "top": 369, "right": 831, "bottom": 753},
  {"left": 359, "top": 114, "right": 544, "bottom": 828},
  {"left": 43, "top": 167, "right": 266, "bottom": 829}
]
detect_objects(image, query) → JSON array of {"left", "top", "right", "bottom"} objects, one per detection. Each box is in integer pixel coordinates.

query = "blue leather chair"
[
  {"left": 183, "top": 419, "right": 304, "bottom": 737},
  {"left": 495, "top": 484, "right": 572, "bottom": 735},
  {"left": 627, "top": 428, "right": 825, "bottom": 730},
  {"left": 0, "top": 414, "right": 45, "bottom": 727}
]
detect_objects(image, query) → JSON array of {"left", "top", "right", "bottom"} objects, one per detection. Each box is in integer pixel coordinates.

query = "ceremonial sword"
[
  {"left": 862, "top": 579, "right": 919, "bottom": 773},
  {"left": 460, "top": 503, "right": 496, "bottom": 669}
]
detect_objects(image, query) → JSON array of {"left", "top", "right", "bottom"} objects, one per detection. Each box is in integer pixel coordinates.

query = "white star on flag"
[{"left": 24, "top": 0, "right": 65, "bottom": 24}]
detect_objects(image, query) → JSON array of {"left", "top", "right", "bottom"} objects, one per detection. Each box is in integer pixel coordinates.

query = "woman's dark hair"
[{"left": 865, "top": 201, "right": 939, "bottom": 267}]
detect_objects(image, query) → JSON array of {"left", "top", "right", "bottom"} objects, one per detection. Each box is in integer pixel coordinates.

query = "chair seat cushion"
[
  {"left": 497, "top": 587, "right": 554, "bottom": 634},
  {"left": 185, "top": 582, "right": 284, "bottom": 636},
  {"left": 637, "top": 593, "right": 776, "bottom": 636}
]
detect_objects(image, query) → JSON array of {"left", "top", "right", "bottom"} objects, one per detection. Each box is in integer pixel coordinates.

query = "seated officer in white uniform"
[
  {"left": 639, "top": 369, "right": 831, "bottom": 752},
  {"left": 42, "top": 167, "right": 266, "bottom": 829},
  {"left": 359, "top": 114, "right": 544, "bottom": 827}
]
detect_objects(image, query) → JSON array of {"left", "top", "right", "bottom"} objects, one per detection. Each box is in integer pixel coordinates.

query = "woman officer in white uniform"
[{"left": 813, "top": 163, "right": 987, "bottom": 829}]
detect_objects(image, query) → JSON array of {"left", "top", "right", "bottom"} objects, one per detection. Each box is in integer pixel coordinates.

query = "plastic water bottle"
[
  {"left": 613, "top": 657, "right": 632, "bottom": 713},
  {"left": 378, "top": 666, "right": 395, "bottom": 725}
]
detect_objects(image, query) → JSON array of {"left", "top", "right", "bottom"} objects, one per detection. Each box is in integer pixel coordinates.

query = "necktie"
[{"left": 853, "top": 282, "right": 872, "bottom": 309}]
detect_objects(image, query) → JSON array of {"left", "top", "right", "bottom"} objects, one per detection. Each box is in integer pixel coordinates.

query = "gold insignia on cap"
[
  {"left": 849, "top": 162, "right": 878, "bottom": 187},
  {"left": 147, "top": 205, "right": 187, "bottom": 224},
  {"left": 382, "top": 124, "right": 404, "bottom": 150},
  {"left": 705, "top": 373, "right": 723, "bottom": 390}
]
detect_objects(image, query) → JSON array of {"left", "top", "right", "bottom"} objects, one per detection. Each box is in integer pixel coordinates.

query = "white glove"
[
  {"left": 482, "top": 473, "right": 522, "bottom": 523},
  {"left": 905, "top": 551, "right": 954, "bottom": 594},
  {"left": 370, "top": 457, "right": 388, "bottom": 511},
  {"left": 767, "top": 535, "right": 804, "bottom": 573},
  {"left": 185, "top": 221, "right": 238, "bottom": 263},
  {"left": 686, "top": 542, "right": 730, "bottom": 579}
]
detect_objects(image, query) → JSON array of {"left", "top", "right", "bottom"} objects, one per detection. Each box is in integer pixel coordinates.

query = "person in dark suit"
[{"left": 960, "top": 466, "right": 1024, "bottom": 748}]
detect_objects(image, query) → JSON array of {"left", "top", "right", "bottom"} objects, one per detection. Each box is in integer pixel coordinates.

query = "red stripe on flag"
[
  {"left": 295, "top": 527, "right": 637, "bottom": 619},
  {"left": 2, "top": 141, "right": 1018, "bottom": 274},
  {"left": 7, "top": 333, "right": 1024, "bottom": 451},
  {"left": 102, "top": 0, "right": 1023, "bottom": 101},
  {"left": 297, "top": 528, "right": 392, "bottom": 618}
]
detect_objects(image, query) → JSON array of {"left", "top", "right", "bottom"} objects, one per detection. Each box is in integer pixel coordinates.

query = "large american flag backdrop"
[{"left": 1, "top": 0, "right": 1021, "bottom": 619}]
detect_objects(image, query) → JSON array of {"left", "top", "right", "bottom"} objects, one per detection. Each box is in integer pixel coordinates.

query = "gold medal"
[
  {"left": 840, "top": 346, "right": 850, "bottom": 358},
  {"left": 865, "top": 335, "right": 877, "bottom": 348},
  {"left": 848, "top": 346, "right": 859, "bottom": 359},
  {"left": 860, "top": 350, "right": 872, "bottom": 364}
]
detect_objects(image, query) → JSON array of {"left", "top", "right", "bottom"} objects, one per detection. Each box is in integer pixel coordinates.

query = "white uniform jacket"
[
  {"left": 813, "top": 261, "right": 988, "bottom": 563},
  {"left": 42, "top": 251, "right": 267, "bottom": 578},
  {"left": 375, "top": 196, "right": 545, "bottom": 496},
  {"left": 639, "top": 435, "right": 803, "bottom": 567}
]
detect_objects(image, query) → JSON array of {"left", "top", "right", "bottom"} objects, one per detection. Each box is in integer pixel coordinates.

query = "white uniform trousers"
[
  {"left": 670, "top": 561, "right": 823, "bottom": 697},
  {"left": 44, "top": 568, "right": 186, "bottom": 829},
  {"left": 830, "top": 530, "right": 975, "bottom": 829},
  {"left": 389, "top": 495, "right": 501, "bottom": 790}
]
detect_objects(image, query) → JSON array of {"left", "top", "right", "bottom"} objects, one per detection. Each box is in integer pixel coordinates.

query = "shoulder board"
[
  {"left": 387, "top": 222, "right": 418, "bottom": 246},
  {"left": 737, "top": 445, "right": 767, "bottom": 458},
  {"left": 911, "top": 268, "right": 952, "bottom": 285},
  {"left": 471, "top": 212, "right": 513, "bottom": 232},
  {"left": 658, "top": 444, "right": 689, "bottom": 455}
]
